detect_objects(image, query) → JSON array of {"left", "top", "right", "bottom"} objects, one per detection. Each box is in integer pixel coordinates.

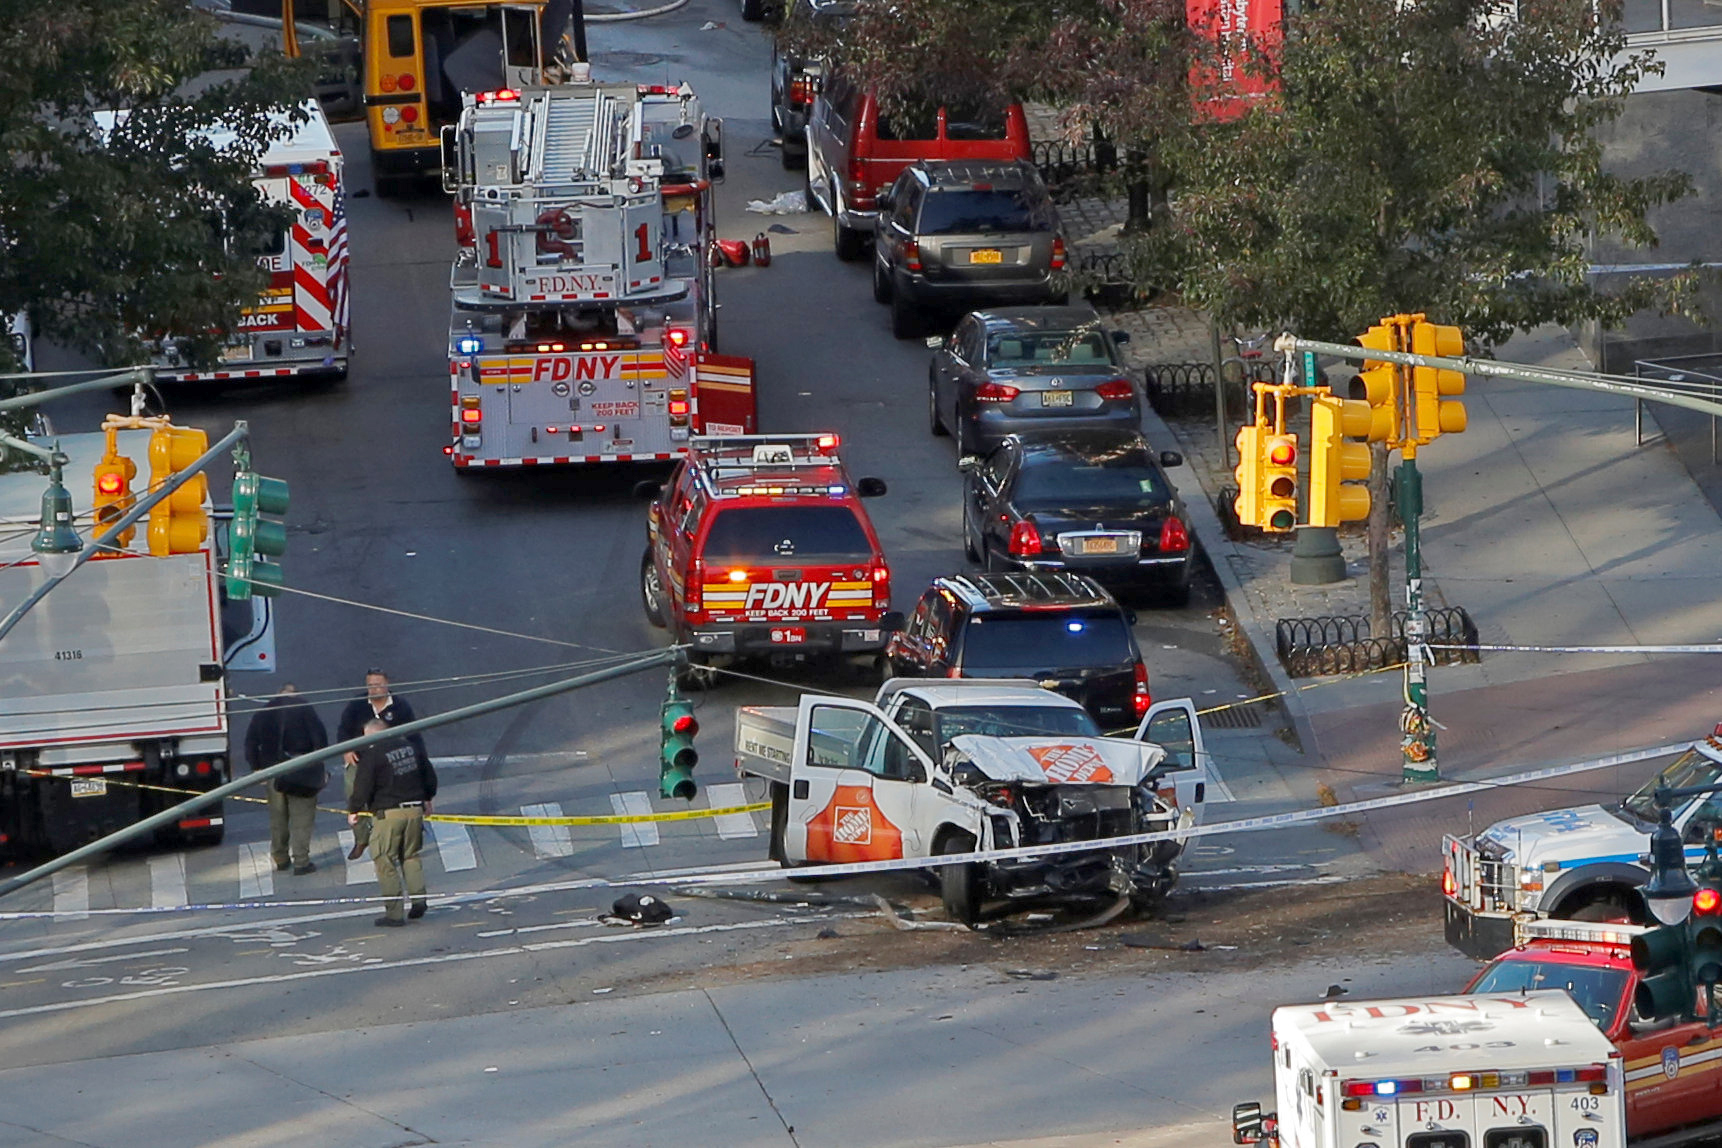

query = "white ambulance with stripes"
[
  {"left": 1232, "top": 991, "right": 1625, "bottom": 1148},
  {"left": 152, "top": 101, "right": 350, "bottom": 383}
]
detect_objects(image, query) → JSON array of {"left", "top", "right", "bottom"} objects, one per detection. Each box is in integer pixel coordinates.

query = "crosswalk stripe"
[
  {"left": 148, "top": 855, "right": 187, "bottom": 909},
  {"left": 431, "top": 820, "right": 478, "bottom": 871},
  {"left": 704, "top": 783, "right": 759, "bottom": 840},
  {"left": 613, "top": 791, "right": 658, "bottom": 849},
  {"left": 522, "top": 803, "right": 574, "bottom": 857},
  {"left": 237, "top": 843, "right": 276, "bottom": 900},
  {"left": 52, "top": 869, "right": 89, "bottom": 921},
  {"left": 337, "top": 830, "right": 374, "bottom": 885}
]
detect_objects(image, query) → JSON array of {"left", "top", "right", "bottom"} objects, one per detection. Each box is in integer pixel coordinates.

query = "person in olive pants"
[
  {"left": 243, "top": 684, "right": 329, "bottom": 875},
  {"left": 348, "top": 719, "right": 439, "bottom": 926},
  {"left": 336, "top": 669, "right": 431, "bottom": 860}
]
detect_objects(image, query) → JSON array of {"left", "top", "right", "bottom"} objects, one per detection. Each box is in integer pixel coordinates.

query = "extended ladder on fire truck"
[{"left": 443, "top": 78, "right": 755, "bottom": 469}]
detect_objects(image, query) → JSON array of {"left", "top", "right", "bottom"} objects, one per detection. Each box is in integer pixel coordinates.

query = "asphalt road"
[{"left": 0, "top": 0, "right": 1332, "bottom": 1111}]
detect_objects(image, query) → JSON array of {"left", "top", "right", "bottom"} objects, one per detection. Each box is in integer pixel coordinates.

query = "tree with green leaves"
[{"left": 0, "top": 0, "right": 312, "bottom": 382}]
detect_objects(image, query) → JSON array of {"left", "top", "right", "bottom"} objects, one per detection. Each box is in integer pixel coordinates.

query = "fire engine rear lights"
[
  {"left": 479, "top": 89, "right": 520, "bottom": 103},
  {"left": 816, "top": 434, "right": 839, "bottom": 450},
  {"left": 727, "top": 569, "right": 747, "bottom": 582},
  {"left": 194, "top": 760, "right": 212, "bottom": 776},
  {"left": 536, "top": 342, "right": 567, "bottom": 353},
  {"left": 666, "top": 328, "right": 691, "bottom": 348},
  {"left": 461, "top": 408, "right": 483, "bottom": 424},
  {"left": 455, "top": 335, "right": 483, "bottom": 355}
]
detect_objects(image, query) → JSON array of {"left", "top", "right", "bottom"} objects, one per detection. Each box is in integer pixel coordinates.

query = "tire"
[
  {"left": 768, "top": 783, "right": 790, "bottom": 864},
  {"left": 640, "top": 549, "right": 667, "bottom": 629},
  {"left": 928, "top": 378, "right": 948, "bottom": 436},
  {"left": 955, "top": 415, "right": 980, "bottom": 457},
  {"left": 873, "top": 257, "right": 892, "bottom": 304},
  {"left": 834, "top": 215, "right": 866, "bottom": 262},
  {"left": 781, "top": 142, "right": 803, "bottom": 170},
  {"left": 890, "top": 292, "right": 920, "bottom": 339},
  {"left": 741, "top": 0, "right": 765, "bottom": 20},
  {"left": 938, "top": 830, "right": 983, "bottom": 926}
]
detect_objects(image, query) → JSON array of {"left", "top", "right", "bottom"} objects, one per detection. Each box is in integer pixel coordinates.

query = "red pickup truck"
[{"left": 1465, "top": 920, "right": 1722, "bottom": 1145}]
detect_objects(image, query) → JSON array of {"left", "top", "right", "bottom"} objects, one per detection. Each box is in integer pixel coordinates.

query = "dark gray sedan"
[{"left": 928, "top": 306, "right": 1141, "bottom": 455}]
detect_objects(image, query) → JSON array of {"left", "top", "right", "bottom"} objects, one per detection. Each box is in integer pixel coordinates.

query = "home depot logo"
[
  {"left": 832, "top": 805, "right": 871, "bottom": 845},
  {"left": 1027, "top": 743, "right": 1113, "bottom": 784}
]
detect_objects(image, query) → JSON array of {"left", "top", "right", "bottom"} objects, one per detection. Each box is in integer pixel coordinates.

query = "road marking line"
[
  {"left": 522, "top": 803, "right": 574, "bottom": 857},
  {"left": 52, "top": 870, "right": 88, "bottom": 921},
  {"left": 338, "top": 831, "right": 374, "bottom": 885},
  {"left": 149, "top": 856, "right": 187, "bottom": 910},
  {"left": 238, "top": 843, "right": 275, "bottom": 900},
  {"left": 626, "top": 859, "right": 775, "bottom": 880},
  {"left": 0, "top": 915, "right": 858, "bottom": 1021},
  {"left": 705, "top": 783, "right": 759, "bottom": 839},
  {"left": 0, "top": 979, "right": 45, "bottom": 988},
  {"left": 613, "top": 792, "right": 658, "bottom": 848},
  {"left": 430, "top": 820, "right": 478, "bottom": 872},
  {"left": 16, "top": 948, "right": 191, "bottom": 974},
  {"left": 477, "top": 919, "right": 603, "bottom": 939}
]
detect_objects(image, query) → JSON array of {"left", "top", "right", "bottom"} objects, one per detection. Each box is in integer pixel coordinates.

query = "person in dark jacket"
[
  {"left": 243, "top": 684, "right": 329, "bottom": 875},
  {"left": 348, "top": 718, "right": 439, "bottom": 926},
  {"left": 335, "top": 668, "right": 430, "bottom": 860}
]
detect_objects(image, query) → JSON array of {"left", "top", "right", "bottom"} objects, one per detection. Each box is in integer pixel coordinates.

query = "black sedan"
[
  {"left": 928, "top": 306, "right": 1141, "bottom": 455},
  {"left": 960, "top": 429, "right": 1194, "bottom": 604}
]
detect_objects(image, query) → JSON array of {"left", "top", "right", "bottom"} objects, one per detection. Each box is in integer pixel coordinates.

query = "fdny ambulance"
[
  {"left": 442, "top": 76, "right": 755, "bottom": 468},
  {"left": 1232, "top": 991, "right": 1624, "bottom": 1148},
  {"left": 153, "top": 102, "right": 350, "bottom": 383}
]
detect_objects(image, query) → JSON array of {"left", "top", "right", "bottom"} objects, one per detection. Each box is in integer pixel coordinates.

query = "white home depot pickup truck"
[
  {"left": 733, "top": 678, "right": 1210, "bottom": 924},
  {"left": 1443, "top": 724, "right": 1722, "bottom": 959}
]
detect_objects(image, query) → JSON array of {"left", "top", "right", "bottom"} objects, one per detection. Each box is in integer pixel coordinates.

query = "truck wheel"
[
  {"left": 768, "top": 783, "right": 790, "bottom": 864},
  {"left": 937, "top": 830, "right": 982, "bottom": 926},
  {"left": 640, "top": 549, "right": 667, "bottom": 629}
]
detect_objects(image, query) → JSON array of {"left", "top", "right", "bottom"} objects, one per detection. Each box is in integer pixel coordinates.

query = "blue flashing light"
[
  {"left": 827, "top": 485, "right": 846, "bottom": 496},
  {"left": 1374, "top": 1082, "right": 1397, "bottom": 1096},
  {"left": 1066, "top": 621, "right": 1086, "bottom": 633},
  {"left": 1556, "top": 1069, "right": 1575, "bottom": 1083},
  {"left": 456, "top": 335, "right": 484, "bottom": 355}
]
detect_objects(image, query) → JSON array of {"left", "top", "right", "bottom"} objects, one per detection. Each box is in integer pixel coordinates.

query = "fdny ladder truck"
[{"left": 441, "top": 75, "right": 756, "bottom": 469}]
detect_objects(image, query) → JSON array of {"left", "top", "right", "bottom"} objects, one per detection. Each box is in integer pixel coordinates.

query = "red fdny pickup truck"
[
  {"left": 640, "top": 434, "right": 904, "bottom": 684},
  {"left": 1466, "top": 919, "right": 1722, "bottom": 1145}
]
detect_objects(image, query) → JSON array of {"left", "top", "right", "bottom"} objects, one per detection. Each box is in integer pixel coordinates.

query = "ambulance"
[{"left": 1232, "top": 991, "right": 1624, "bottom": 1148}]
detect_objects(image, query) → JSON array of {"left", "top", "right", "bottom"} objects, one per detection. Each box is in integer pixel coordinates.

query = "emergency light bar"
[
  {"left": 1513, "top": 918, "right": 1649, "bottom": 947},
  {"left": 1340, "top": 1064, "right": 1608, "bottom": 1100},
  {"left": 477, "top": 89, "right": 521, "bottom": 104}
]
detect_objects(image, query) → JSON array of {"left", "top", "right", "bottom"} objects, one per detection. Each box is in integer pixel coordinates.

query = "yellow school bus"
[{"left": 344, "top": 0, "right": 551, "bottom": 195}]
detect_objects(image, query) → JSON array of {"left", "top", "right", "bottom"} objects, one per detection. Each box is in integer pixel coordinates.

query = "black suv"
[
  {"left": 872, "top": 161, "right": 1066, "bottom": 338},
  {"left": 885, "top": 571, "right": 1150, "bottom": 728}
]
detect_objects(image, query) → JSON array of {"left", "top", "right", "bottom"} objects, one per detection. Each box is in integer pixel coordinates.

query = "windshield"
[
  {"left": 933, "top": 704, "right": 1102, "bottom": 742},
  {"left": 960, "top": 613, "right": 1134, "bottom": 672},
  {"left": 916, "top": 188, "right": 1052, "bottom": 235},
  {"left": 986, "top": 330, "right": 1115, "bottom": 367},
  {"left": 1013, "top": 458, "right": 1164, "bottom": 510},
  {"left": 1468, "top": 959, "right": 1629, "bottom": 1031},
  {"left": 700, "top": 506, "right": 874, "bottom": 564},
  {"left": 1620, "top": 748, "right": 1722, "bottom": 822}
]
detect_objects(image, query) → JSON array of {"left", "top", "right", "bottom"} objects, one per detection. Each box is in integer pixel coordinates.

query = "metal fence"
[
  {"left": 1031, "top": 139, "right": 1104, "bottom": 196},
  {"left": 1142, "top": 360, "right": 1277, "bottom": 420},
  {"left": 1275, "top": 606, "right": 1480, "bottom": 678}
]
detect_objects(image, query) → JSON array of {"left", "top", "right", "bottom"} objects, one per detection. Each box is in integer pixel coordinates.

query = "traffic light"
[
  {"left": 1308, "top": 394, "right": 1373, "bottom": 528},
  {"left": 1632, "top": 921, "right": 1694, "bottom": 1022},
  {"left": 1260, "top": 432, "right": 1298, "bottom": 532},
  {"left": 91, "top": 434, "right": 138, "bottom": 553},
  {"left": 1354, "top": 322, "right": 1403, "bottom": 446},
  {"left": 660, "top": 690, "right": 698, "bottom": 800},
  {"left": 1410, "top": 320, "right": 1467, "bottom": 443},
  {"left": 226, "top": 470, "right": 290, "bottom": 600},
  {"left": 1233, "top": 424, "right": 1263, "bottom": 527},
  {"left": 1691, "top": 884, "right": 1722, "bottom": 987},
  {"left": 146, "top": 425, "right": 209, "bottom": 556}
]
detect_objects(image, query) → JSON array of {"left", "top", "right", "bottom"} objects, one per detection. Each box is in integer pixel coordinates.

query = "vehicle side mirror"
[
  {"left": 924, "top": 335, "right": 945, "bottom": 350},
  {"left": 632, "top": 480, "right": 663, "bottom": 500},
  {"left": 957, "top": 455, "right": 981, "bottom": 472},
  {"left": 1112, "top": 330, "right": 1130, "bottom": 345},
  {"left": 1160, "top": 451, "right": 1183, "bottom": 468},
  {"left": 856, "top": 476, "right": 888, "bottom": 497}
]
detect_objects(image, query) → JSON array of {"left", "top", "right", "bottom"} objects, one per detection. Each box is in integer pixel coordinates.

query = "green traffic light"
[
  {"left": 1633, "top": 923, "right": 1695, "bottom": 1021},
  {"left": 228, "top": 470, "right": 290, "bottom": 602}
]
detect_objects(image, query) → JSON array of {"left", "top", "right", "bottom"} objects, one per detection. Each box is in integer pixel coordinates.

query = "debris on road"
[{"left": 746, "top": 190, "right": 809, "bottom": 214}]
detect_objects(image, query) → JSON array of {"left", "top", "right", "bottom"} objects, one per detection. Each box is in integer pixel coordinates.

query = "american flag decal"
[{"left": 327, "top": 192, "right": 350, "bottom": 343}]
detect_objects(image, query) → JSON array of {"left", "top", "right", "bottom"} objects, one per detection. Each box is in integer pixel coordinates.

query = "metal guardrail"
[
  {"left": 1143, "top": 360, "right": 1277, "bottom": 419},
  {"left": 1031, "top": 139, "right": 1101, "bottom": 192},
  {"left": 1275, "top": 607, "right": 1480, "bottom": 677}
]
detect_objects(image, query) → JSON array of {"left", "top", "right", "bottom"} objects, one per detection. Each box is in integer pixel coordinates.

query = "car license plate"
[
  {"left": 1077, "top": 537, "right": 1124, "bottom": 555},
  {"left": 1041, "top": 390, "right": 1074, "bottom": 407},
  {"left": 770, "top": 627, "right": 807, "bottom": 644},
  {"left": 968, "top": 249, "right": 1003, "bottom": 265},
  {"left": 70, "top": 778, "right": 107, "bottom": 798}
]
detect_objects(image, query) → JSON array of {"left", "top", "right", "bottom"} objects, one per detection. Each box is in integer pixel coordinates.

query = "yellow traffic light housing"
[
  {"left": 1354, "top": 323, "right": 1403, "bottom": 445},
  {"left": 1308, "top": 394, "right": 1373, "bottom": 528},
  {"left": 1260, "top": 433, "right": 1298, "bottom": 532},
  {"left": 91, "top": 433, "right": 138, "bottom": 553},
  {"left": 1410, "top": 320, "right": 1467, "bottom": 442},
  {"left": 146, "top": 425, "right": 210, "bottom": 556},
  {"left": 1233, "top": 424, "right": 1264, "bottom": 527}
]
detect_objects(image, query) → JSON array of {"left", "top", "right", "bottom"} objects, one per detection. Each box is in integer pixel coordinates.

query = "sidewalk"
[{"left": 1027, "top": 112, "right": 1722, "bottom": 859}]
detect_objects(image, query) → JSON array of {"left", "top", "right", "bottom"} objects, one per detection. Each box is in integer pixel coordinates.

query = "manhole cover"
[{"left": 591, "top": 51, "right": 666, "bottom": 67}]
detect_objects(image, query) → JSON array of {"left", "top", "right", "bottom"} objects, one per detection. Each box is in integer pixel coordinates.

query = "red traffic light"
[
  {"left": 671, "top": 713, "right": 698, "bottom": 736},
  {"left": 1267, "top": 438, "right": 1297, "bottom": 467},
  {"left": 1696, "top": 887, "right": 1721, "bottom": 915},
  {"left": 96, "top": 471, "right": 125, "bottom": 495}
]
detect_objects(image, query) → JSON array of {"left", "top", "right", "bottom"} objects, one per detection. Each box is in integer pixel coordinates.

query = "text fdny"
[
  {"left": 532, "top": 355, "right": 622, "bottom": 383},
  {"left": 744, "top": 582, "right": 830, "bottom": 611}
]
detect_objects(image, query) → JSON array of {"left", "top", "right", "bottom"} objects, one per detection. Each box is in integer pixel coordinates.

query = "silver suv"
[{"left": 872, "top": 161, "right": 1066, "bottom": 338}]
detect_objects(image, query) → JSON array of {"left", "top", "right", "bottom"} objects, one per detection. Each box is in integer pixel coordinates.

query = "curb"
[
  {"left": 1138, "top": 401, "right": 1317, "bottom": 756},
  {"left": 586, "top": 0, "right": 690, "bottom": 20}
]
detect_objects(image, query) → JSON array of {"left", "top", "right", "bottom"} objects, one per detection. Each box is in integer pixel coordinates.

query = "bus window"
[
  {"left": 503, "top": 8, "right": 539, "bottom": 67},
  {"left": 386, "top": 14, "right": 415, "bottom": 56}
]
